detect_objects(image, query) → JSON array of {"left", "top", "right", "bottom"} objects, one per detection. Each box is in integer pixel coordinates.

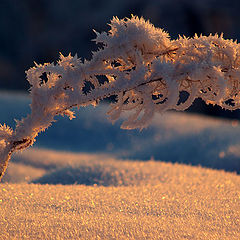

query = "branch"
[{"left": 1, "top": 15, "right": 240, "bottom": 180}]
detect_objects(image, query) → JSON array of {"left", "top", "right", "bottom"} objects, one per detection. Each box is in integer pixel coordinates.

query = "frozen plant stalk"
[{"left": 1, "top": 16, "right": 240, "bottom": 180}]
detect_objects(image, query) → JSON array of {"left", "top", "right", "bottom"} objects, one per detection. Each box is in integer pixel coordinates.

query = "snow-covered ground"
[
  {"left": 1, "top": 164, "right": 240, "bottom": 240},
  {"left": 0, "top": 91, "right": 240, "bottom": 239}
]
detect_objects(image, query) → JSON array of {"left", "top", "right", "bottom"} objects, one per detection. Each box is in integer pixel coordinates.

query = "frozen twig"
[{"left": 1, "top": 16, "right": 240, "bottom": 180}]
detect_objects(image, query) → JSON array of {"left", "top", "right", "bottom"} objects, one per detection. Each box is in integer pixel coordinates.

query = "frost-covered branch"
[{"left": 1, "top": 16, "right": 240, "bottom": 180}]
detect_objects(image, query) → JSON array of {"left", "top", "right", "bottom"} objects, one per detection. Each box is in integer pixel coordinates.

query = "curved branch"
[{"left": 1, "top": 15, "right": 240, "bottom": 180}]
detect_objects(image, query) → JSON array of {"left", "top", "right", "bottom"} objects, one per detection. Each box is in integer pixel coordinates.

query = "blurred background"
[{"left": 1, "top": 0, "right": 240, "bottom": 118}]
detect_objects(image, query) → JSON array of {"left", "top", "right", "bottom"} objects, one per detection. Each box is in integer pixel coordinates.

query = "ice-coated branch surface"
[{"left": 1, "top": 16, "right": 240, "bottom": 179}]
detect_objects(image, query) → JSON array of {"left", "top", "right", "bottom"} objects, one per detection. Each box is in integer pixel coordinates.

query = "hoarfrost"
[{"left": 1, "top": 16, "right": 240, "bottom": 179}]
